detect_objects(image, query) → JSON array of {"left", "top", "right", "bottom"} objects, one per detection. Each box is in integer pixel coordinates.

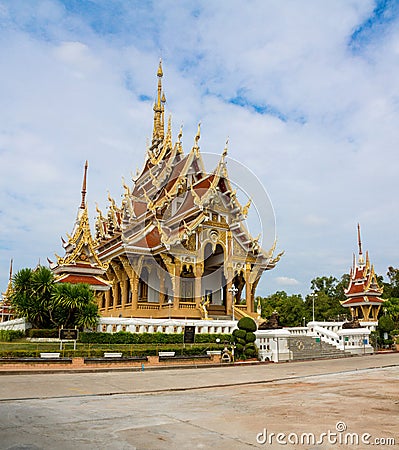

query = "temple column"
[
  {"left": 226, "top": 232, "right": 234, "bottom": 316},
  {"left": 131, "top": 272, "right": 139, "bottom": 310},
  {"left": 121, "top": 277, "right": 128, "bottom": 307},
  {"left": 194, "top": 263, "right": 203, "bottom": 308},
  {"left": 159, "top": 270, "right": 165, "bottom": 303},
  {"left": 251, "top": 278, "right": 260, "bottom": 312},
  {"left": 245, "top": 263, "right": 252, "bottom": 313},
  {"left": 173, "top": 260, "right": 181, "bottom": 311},
  {"left": 105, "top": 289, "right": 111, "bottom": 310},
  {"left": 225, "top": 267, "right": 234, "bottom": 316}
]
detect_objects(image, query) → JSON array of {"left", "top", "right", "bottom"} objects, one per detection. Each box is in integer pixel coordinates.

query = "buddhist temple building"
[
  {"left": 341, "top": 224, "right": 384, "bottom": 322},
  {"left": 49, "top": 161, "right": 111, "bottom": 296},
  {"left": 57, "top": 62, "right": 282, "bottom": 321}
]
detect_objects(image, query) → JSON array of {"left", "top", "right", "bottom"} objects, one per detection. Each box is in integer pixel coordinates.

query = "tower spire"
[
  {"left": 80, "top": 160, "right": 88, "bottom": 209},
  {"left": 152, "top": 60, "right": 165, "bottom": 143},
  {"left": 357, "top": 223, "right": 364, "bottom": 265},
  {"left": 8, "top": 258, "right": 13, "bottom": 282}
]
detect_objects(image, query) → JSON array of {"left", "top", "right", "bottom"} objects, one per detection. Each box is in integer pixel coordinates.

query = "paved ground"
[{"left": 0, "top": 353, "right": 398, "bottom": 449}]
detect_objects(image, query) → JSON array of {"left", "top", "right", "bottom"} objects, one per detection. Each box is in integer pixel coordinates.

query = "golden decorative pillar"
[
  {"left": 194, "top": 263, "right": 203, "bottom": 308},
  {"left": 173, "top": 260, "right": 181, "bottom": 311},
  {"left": 225, "top": 267, "right": 234, "bottom": 315},
  {"left": 104, "top": 289, "right": 111, "bottom": 310},
  {"left": 159, "top": 271, "right": 165, "bottom": 303},
  {"left": 245, "top": 263, "right": 251, "bottom": 312},
  {"left": 121, "top": 278, "right": 128, "bottom": 308},
  {"left": 225, "top": 231, "right": 234, "bottom": 315},
  {"left": 131, "top": 272, "right": 139, "bottom": 310}
]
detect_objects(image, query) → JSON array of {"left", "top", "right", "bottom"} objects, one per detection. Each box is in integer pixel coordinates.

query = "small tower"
[
  {"left": 0, "top": 259, "right": 15, "bottom": 322},
  {"left": 341, "top": 224, "right": 384, "bottom": 322},
  {"left": 49, "top": 162, "right": 110, "bottom": 293}
]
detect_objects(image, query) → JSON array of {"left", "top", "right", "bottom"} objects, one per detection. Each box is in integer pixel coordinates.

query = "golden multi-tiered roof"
[
  {"left": 93, "top": 62, "right": 282, "bottom": 319},
  {"left": 49, "top": 161, "right": 110, "bottom": 292}
]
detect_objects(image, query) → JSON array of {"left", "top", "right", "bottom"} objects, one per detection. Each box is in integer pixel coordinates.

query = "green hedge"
[
  {"left": 79, "top": 331, "right": 233, "bottom": 345},
  {"left": 0, "top": 330, "right": 24, "bottom": 342},
  {"left": 0, "top": 342, "right": 224, "bottom": 358},
  {"left": 27, "top": 329, "right": 59, "bottom": 338}
]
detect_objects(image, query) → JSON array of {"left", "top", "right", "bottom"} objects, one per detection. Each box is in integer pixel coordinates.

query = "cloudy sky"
[{"left": 1, "top": 0, "right": 398, "bottom": 297}]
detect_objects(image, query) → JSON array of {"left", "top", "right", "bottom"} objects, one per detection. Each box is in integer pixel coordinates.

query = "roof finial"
[
  {"left": 8, "top": 258, "right": 13, "bottom": 282},
  {"left": 357, "top": 223, "right": 364, "bottom": 265},
  {"left": 152, "top": 59, "right": 165, "bottom": 143},
  {"left": 80, "top": 160, "right": 88, "bottom": 209},
  {"left": 194, "top": 122, "right": 201, "bottom": 147}
]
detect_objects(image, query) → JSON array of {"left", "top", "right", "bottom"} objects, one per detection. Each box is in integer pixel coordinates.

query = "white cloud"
[
  {"left": 276, "top": 277, "right": 300, "bottom": 286},
  {"left": 0, "top": 0, "right": 398, "bottom": 297}
]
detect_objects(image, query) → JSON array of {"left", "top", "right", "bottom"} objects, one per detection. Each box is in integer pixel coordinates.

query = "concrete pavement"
[{"left": 0, "top": 353, "right": 398, "bottom": 449}]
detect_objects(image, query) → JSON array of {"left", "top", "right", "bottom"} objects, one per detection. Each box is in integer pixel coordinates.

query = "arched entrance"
[
  {"left": 180, "top": 265, "right": 195, "bottom": 301},
  {"left": 202, "top": 243, "right": 226, "bottom": 316}
]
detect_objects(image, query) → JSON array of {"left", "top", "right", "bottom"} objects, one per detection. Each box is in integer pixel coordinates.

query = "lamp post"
[
  {"left": 228, "top": 284, "right": 239, "bottom": 321},
  {"left": 303, "top": 317, "right": 306, "bottom": 327},
  {"left": 311, "top": 292, "right": 316, "bottom": 323}
]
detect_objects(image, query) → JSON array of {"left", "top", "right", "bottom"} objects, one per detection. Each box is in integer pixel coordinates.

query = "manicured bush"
[
  {"left": 237, "top": 317, "right": 257, "bottom": 332},
  {"left": 79, "top": 331, "right": 232, "bottom": 345},
  {"left": 233, "top": 317, "right": 258, "bottom": 360},
  {"left": 27, "top": 329, "right": 59, "bottom": 338},
  {"left": 232, "top": 329, "right": 247, "bottom": 339},
  {"left": 236, "top": 337, "right": 246, "bottom": 346},
  {"left": 235, "top": 343, "right": 244, "bottom": 352},
  {"left": 0, "top": 330, "right": 24, "bottom": 342},
  {"left": 246, "top": 332, "right": 256, "bottom": 343}
]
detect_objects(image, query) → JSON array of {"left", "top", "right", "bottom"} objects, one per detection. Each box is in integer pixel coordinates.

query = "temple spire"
[
  {"left": 80, "top": 160, "right": 88, "bottom": 209},
  {"left": 357, "top": 223, "right": 364, "bottom": 265},
  {"left": 152, "top": 60, "right": 165, "bottom": 143},
  {"left": 8, "top": 258, "right": 13, "bottom": 282}
]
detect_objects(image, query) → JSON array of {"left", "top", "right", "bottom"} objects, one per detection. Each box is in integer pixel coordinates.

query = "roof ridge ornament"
[
  {"left": 357, "top": 223, "right": 364, "bottom": 265},
  {"left": 80, "top": 160, "right": 88, "bottom": 209},
  {"left": 193, "top": 122, "right": 201, "bottom": 152},
  {"left": 152, "top": 59, "right": 165, "bottom": 144}
]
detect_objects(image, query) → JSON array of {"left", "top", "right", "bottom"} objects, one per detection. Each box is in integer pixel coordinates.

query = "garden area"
[{"left": 0, "top": 329, "right": 233, "bottom": 359}]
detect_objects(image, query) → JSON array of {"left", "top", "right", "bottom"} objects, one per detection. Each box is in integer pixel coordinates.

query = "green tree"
[
  {"left": 11, "top": 266, "right": 55, "bottom": 328},
  {"left": 306, "top": 275, "right": 349, "bottom": 321},
  {"left": 383, "top": 298, "right": 399, "bottom": 328},
  {"left": 10, "top": 266, "right": 99, "bottom": 330},
  {"left": 258, "top": 291, "right": 306, "bottom": 327},
  {"left": 383, "top": 267, "right": 399, "bottom": 299},
  {"left": 52, "top": 283, "right": 99, "bottom": 329}
]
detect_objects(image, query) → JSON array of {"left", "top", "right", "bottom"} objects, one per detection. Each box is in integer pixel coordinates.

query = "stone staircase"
[{"left": 288, "top": 335, "right": 348, "bottom": 361}]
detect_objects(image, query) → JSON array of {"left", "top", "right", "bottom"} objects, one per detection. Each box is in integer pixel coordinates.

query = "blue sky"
[{"left": 1, "top": 0, "right": 399, "bottom": 297}]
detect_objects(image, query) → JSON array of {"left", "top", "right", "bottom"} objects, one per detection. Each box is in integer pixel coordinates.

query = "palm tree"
[
  {"left": 11, "top": 266, "right": 99, "bottom": 330},
  {"left": 11, "top": 267, "right": 55, "bottom": 328},
  {"left": 52, "top": 283, "right": 99, "bottom": 329}
]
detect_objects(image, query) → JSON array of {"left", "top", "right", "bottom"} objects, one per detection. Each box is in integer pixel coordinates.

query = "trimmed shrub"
[
  {"left": 235, "top": 343, "right": 244, "bottom": 352},
  {"left": 27, "top": 329, "right": 59, "bottom": 338},
  {"left": 237, "top": 317, "right": 257, "bottom": 332},
  {"left": 244, "top": 348, "right": 257, "bottom": 358},
  {"left": 246, "top": 332, "right": 256, "bottom": 343},
  {"left": 79, "top": 332, "right": 232, "bottom": 345},
  {"left": 236, "top": 337, "right": 247, "bottom": 346},
  {"left": 233, "top": 317, "right": 259, "bottom": 360},
  {"left": 232, "top": 329, "right": 247, "bottom": 339},
  {"left": 0, "top": 330, "right": 24, "bottom": 342}
]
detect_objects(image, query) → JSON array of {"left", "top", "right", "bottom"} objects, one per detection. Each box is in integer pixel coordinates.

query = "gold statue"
[{"left": 201, "top": 295, "right": 211, "bottom": 320}]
